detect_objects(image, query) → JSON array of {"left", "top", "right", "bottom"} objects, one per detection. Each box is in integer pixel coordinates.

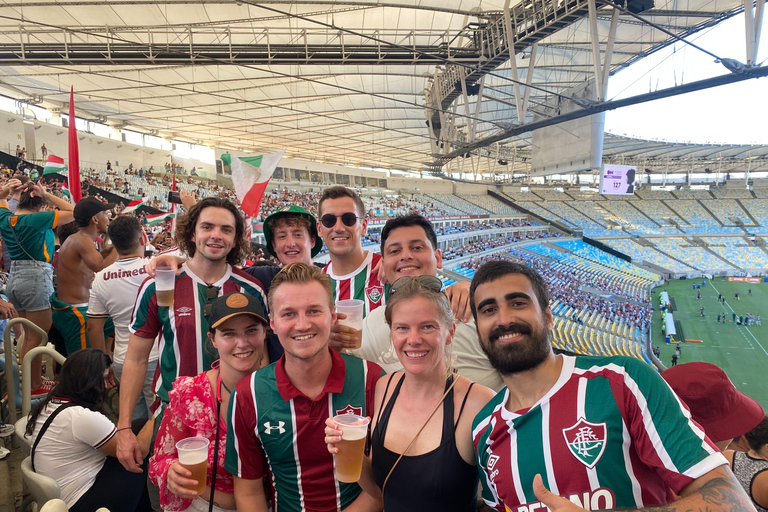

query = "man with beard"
[{"left": 468, "top": 260, "right": 752, "bottom": 512}]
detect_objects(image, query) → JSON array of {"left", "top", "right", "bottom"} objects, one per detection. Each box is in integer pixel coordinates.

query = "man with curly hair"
[{"left": 116, "top": 197, "right": 268, "bottom": 479}]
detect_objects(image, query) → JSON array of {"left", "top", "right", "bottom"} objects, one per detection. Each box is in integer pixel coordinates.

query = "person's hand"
[
  {"left": 104, "top": 366, "right": 117, "bottom": 389},
  {"left": 325, "top": 417, "right": 342, "bottom": 454},
  {"left": 0, "top": 178, "right": 22, "bottom": 200},
  {"left": 30, "top": 182, "right": 48, "bottom": 200},
  {"left": 329, "top": 314, "right": 359, "bottom": 351},
  {"left": 166, "top": 462, "right": 202, "bottom": 499},
  {"left": 145, "top": 254, "right": 185, "bottom": 277},
  {"left": 372, "top": 257, "right": 387, "bottom": 285},
  {"left": 0, "top": 298, "right": 18, "bottom": 320},
  {"left": 532, "top": 474, "right": 588, "bottom": 512},
  {"left": 179, "top": 190, "right": 196, "bottom": 210},
  {"left": 445, "top": 280, "right": 472, "bottom": 323},
  {"left": 117, "top": 430, "right": 144, "bottom": 473}
]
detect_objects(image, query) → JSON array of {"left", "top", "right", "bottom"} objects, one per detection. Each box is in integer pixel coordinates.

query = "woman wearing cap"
[
  {"left": 325, "top": 276, "right": 495, "bottom": 511},
  {"left": 0, "top": 178, "right": 75, "bottom": 397},
  {"left": 150, "top": 292, "right": 271, "bottom": 512}
]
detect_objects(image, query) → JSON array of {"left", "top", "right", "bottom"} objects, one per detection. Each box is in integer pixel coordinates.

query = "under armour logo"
[{"left": 263, "top": 421, "right": 286, "bottom": 435}]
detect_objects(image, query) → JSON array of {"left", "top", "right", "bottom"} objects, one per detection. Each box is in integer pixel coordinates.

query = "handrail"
[
  {"left": 3, "top": 318, "right": 50, "bottom": 423},
  {"left": 22, "top": 346, "right": 65, "bottom": 418}
]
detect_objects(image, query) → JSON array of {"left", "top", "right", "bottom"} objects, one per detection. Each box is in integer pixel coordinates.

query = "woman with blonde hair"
[{"left": 327, "top": 275, "right": 495, "bottom": 511}]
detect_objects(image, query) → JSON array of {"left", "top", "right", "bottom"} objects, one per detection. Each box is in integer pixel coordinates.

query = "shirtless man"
[{"left": 52, "top": 197, "right": 118, "bottom": 355}]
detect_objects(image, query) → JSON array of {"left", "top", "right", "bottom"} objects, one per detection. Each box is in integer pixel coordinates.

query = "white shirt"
[
  {"left": 353, "top": 304, "right": 505, "bottom": 392},
  {"left": 87, "top": 256, "right": 159, "bottom": 365},
  {"left": 31, "top": 401, "right": 116, "bottom": 507}
]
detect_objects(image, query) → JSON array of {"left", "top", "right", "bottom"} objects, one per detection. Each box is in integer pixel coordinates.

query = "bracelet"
[{"left": 116, "top": 426, "right": 132, "bottom": 433}]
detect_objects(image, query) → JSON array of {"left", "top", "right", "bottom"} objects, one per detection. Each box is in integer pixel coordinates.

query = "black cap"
[
  {"left": 74, "top": 197, "right": 116, "bottom": 226},
  {"left": 209, "top": 292, "right": 268, "bottom": 330}
]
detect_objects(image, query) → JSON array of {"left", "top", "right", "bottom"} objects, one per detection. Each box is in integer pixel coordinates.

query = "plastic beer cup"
[
  {"left": 333, "top": 414, "right": 370, "bottom": 483},
  {"left": 155, "top": 266, "right": 176, "bottom": 307},
  {"left": 336, "top": 300, "right": 364, "bottom": 349},
  {"left": 176, "top": 437, "right": 210, "bottom": 494}
]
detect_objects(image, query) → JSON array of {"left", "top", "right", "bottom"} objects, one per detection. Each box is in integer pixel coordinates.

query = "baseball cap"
[
  {"left": 208, "top": 292, "right": 267, "bottom": 330},
  {"left": 662, "top": 362, "right": 764, "bottom": 443},
  {"left": 262, "top": 205, "right": 323, "bottom": 259},
  {"left": 74, "top": 197, "right": 116, "bottom": 226}
]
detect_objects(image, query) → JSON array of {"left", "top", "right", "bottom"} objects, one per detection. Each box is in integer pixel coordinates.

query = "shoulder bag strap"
[{"left": 31, "top": 402, "right": 79, "bottom": 472}]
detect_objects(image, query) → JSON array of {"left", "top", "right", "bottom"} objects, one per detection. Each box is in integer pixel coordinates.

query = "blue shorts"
[{"left": 5, "top": 260, "right": 54, "bottom": 312}]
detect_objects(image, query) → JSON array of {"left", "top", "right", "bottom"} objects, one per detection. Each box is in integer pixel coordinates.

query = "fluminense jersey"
[
  {"left": 130, "top": 262, "right": 267, "bottom": 407},
  {"left": 226, "top": 350, "right": 384, "bottom": 512},
  {"left": 323, "top": 251, "right": 385, "bottom": 317},
  {"left": 473, "top": 355, "right": 726, "bottom": 512}
]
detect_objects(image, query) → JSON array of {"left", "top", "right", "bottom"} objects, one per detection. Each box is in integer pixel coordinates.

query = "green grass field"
[{"left": 652, "top": 279, "right": 768, "bottom": 409}]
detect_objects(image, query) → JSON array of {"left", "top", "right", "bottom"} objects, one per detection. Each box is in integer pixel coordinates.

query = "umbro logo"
[
  {"left": 487, "top": 454, "right": 500, "bottom": 471},
  {"left": 263, "top": 421, "right": 286, "bottom": 435},
  {"left": 176, "top": 306, "right": 193, "bottom": 317}
]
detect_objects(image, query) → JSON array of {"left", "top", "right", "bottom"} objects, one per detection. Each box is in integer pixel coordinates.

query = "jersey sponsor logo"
[
  {"left": 336, "top": 404, "right": 362, "bottom": 417},
  {"left": 176, "top": 306, "right": 193, "bottom": 317},
  {"left": 511, "top": 489, "right": 614, "bottom": 512},
  {"left": 562, "top": 418, "right": 607, "bottom": 469},
  {"left": 366, "top": 285, "right": 383, "bottom": 304},
  {"left": 263, "top": 421, "right": 286, "bottom": 435}
]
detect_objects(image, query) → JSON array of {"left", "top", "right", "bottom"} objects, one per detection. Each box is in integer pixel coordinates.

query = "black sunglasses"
[
  {"left": 320, "top": 212, "right": 359, "bottom": 228},
  {"left": 390, "top": 275, "right": 443, "bottom": 296},
  {"left": 203, "top": 285, "right": 220, "bottom": 318}
]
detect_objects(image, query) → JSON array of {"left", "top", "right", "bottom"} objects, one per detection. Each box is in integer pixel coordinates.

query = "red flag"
[{"left": 68, "top": 87, "right": 82, "bottom": 203}]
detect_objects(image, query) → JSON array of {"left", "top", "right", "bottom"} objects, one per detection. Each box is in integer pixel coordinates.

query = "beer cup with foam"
[
  {"left": 332, "top": 414, "right": 370, "bottom": 483},
  {"left": 335, "top": 300, "right": 364, "bottom": 350},
  {"left": 155, "top": 266, "right": 176, "bottom": 308},
  {"left": 176, "top": 437, "right": 210, "bottom": 494}
]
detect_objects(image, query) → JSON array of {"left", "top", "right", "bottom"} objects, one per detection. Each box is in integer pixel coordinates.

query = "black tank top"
[{"left": 371, "top": 374, "right": 478, "bottom": 512}]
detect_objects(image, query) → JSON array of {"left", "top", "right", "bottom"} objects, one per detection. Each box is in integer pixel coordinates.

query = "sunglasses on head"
[
  {"left": 203, "top": 285, "right": 221, "bottom": 318},
  {"left": 390, "top": 275, "right": 443, "bottom": 296},
  {"left": 320, "top": 212, "right": 359, "bottom": 229}
]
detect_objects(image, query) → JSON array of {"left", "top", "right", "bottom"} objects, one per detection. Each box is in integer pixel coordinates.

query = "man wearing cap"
[
  {"left": 662, "top": 362, "right": 764, "bottom": 451},
  {"left": 52, "top": 196, "right": 118, "bottom": 355},
  {"left": 243, "top": 204, "right": 323, "bottom": 290},
  {"left": 469, "top": 260, "right": 754, "bottom": 512}
]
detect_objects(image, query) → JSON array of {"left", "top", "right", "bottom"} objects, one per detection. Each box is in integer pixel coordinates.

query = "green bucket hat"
[{"left": 262, "top": 205, "right": 323, "bottom": 259}]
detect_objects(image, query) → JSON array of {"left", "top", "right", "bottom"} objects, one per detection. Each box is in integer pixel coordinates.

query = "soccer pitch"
[{"left": 651, "top": 279, "right": 768, "bottom": 409}]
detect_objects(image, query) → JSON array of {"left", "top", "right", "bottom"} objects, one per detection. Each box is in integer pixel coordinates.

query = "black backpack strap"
[{"left": 31, "top": 402, "right": 79, "bottom": 472}]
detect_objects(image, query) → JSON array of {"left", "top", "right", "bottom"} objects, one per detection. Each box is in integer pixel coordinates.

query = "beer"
[
  {"left": 179, "top": 457, "right": 208, "bottom": 495},
  {"left": 333, "top": 416, "right": 369, "bottom": 483},
  {"left": 156, "top": 289, "right": 174, "bottom": 307},
  {"left": 347, "top": 329, "right": 363, "bottom": 350}
]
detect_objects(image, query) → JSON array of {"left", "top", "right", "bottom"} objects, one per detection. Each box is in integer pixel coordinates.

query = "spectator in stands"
[
  {"left": 317, "top": 186, "right": 385, "bottom": 317},
  {"left": 26, "top": 348, "right": 154, "bottom": 512},
  {"left": 116, "top": 197, "right": 269, "bottom": 480},
  {"left": 40, "top": 143, "right": 47, "bottom": 159},
  {"left": 226, "top": 263, "right": 383, "bottom": 511},
  {"left": 469, "top": 260, "right": 748, "bottom": 512},
  {"left": 87, "top": 215, "right": 157, "bottom": 421},
  {"left": 0, "top": 179, "right": 75, "bottom": 396},
  {"left": 725, "top": 415, "right": 768, "bottom": 512},
  {"left": 325, "top": 276, "right": 496, "bottom": 511},
  {"left": 150, "top": 291, "right": 271, "bottom": 512},
  {"left": 1, "top": 176, "right": 30, "bottom": 271},
  {"left": 53, "top": 197, "right": 118, "bottom": 355},
  {"left": 349, "top": 214, "right": 503, "bottom": 391},
  {"left": 662, "top": 362, "right": 764, "bottom": 450},
  {"left": 15, "top": 145, "right": 21, "bottom": 158}
]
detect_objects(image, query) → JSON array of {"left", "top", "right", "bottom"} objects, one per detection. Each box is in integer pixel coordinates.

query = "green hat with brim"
[{"left": 263, "top": 205, "right": 323, "bottom": 259}]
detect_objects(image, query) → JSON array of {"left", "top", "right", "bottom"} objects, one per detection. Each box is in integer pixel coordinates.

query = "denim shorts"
[{"left": 6, "top": 260, "right": 54, "bottom": 312}]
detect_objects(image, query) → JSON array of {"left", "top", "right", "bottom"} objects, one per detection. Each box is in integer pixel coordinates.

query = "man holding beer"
[
  {"left": 226, "top": 263, "right": 384, "bottom": 512},
  {"left": 117, "top": 197, "right": 268, "bottom": 476}
]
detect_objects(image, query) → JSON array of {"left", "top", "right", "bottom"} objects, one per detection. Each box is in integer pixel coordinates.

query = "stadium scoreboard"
[{"left": 600, "top": 164, "right": 637, "bottom": 195}]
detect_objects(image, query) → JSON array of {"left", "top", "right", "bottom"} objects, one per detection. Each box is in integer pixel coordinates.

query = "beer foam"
[
  {"left": 341, "top": 427, "right": 367, "bottom": 441},
  {"left": 178, "top": 450, "right": 207, "bottom": 465}
]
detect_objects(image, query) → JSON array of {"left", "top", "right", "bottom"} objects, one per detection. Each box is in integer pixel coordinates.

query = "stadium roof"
[{"left": 0, "top": 0, "right": 762, "bottom": 174}]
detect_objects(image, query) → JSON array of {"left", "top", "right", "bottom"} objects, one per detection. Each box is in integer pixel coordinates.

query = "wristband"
[{"left": 116, "top": 426, "right": 133, "bottom": 433}]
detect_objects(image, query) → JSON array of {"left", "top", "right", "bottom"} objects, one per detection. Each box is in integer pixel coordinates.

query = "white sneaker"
[{"left": 0, "top": 446, "right": 10, "bottom": 460}]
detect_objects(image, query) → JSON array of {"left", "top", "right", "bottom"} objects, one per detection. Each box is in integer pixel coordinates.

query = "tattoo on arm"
[{"left": 618, "top": 475, "right": 755, "bottom": 512}]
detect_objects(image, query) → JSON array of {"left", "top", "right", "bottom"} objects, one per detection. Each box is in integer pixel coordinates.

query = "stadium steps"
[
  {"left": 626, "top": 201, "right": 662, "bottom": 227},
  {"left": 648, "top": 245, "right": 698, "bottom": 272},
  {"left": 702, "top": 246, "right": 739, "bottom": 270},
  {"left": 736, "top": 199, "right": 761, "bottom": 227},
  {"left": 696, "top": 200, "right": 725, "bottom": 227}
]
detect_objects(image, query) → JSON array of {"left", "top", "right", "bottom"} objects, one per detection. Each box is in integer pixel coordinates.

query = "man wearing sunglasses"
[
  {"left": 349, "top": 214, "right": 504, "bottom": 391},
  {"left": 117, "top": 197, "right": 269, "bottom": 482},
  {"left": 317, "top": 187, "right": 385, "bottom": 317}
]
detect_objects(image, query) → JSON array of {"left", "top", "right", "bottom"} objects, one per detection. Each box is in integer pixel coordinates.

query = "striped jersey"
[
  {"left": 323, "top": 251, "right": 385, "bottom": 317},
  {"left": 226, "top": 350, "right": 384, "bottom": 512},
  {"left": 130, "top": 262, "right": 267, "bottom": 407},
  {"left": 472, "top": 355, "right": 726, "bottom": 512}
]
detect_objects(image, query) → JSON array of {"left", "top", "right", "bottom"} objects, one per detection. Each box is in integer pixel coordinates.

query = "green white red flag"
[
  {"left": 43, "top": 155, "right": 66, "bottom": 175},
  {"left": 221, "top": 150, "right": 285, "bottom": 218},
  {"left": 122, "top": 196, "right": 145, "bottom": 213},
  {"left": 146, "top": 212, "right": 174, "bottom": 225}
]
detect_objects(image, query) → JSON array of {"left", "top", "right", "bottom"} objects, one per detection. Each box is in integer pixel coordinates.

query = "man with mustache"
[{"left": 469, "top": 260, "right": 753, "bottom": 512}]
